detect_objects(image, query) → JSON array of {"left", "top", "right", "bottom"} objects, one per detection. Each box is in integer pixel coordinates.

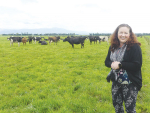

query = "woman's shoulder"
[
  {"left": 130, "top": 43, "right": 140, "bottom": 49},
  {"left": 129, "top": 43, "right": 141, "bottom": 52}
]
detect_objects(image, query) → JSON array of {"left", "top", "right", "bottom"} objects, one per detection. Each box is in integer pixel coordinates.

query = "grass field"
[{"left": 0, "top": 36, "right": 150, "bottom": 113}]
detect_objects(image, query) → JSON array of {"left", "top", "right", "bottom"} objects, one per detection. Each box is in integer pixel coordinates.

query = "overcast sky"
[{"left": 0, "top": 0, "right": 150, "bottom": 33}]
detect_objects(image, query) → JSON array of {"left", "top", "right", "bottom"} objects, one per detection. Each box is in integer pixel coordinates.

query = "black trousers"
[{"left": 112, "top": 82, "right": 138, "bottom": 113}]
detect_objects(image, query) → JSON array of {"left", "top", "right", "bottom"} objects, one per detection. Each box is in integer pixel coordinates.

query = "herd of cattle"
[{"left": 7, "top": 36, "right": 109, "bottom": 48}]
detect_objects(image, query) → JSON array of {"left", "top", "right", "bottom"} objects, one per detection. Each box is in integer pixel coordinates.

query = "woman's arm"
[
  {"left": 105, "top": 46, "right": 112, "bottom": 68},
  {"left": 121, "top": 44, "right": 142, "bottom": 71}
]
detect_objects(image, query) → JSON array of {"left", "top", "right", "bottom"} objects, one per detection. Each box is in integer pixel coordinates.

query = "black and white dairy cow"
[
  {"left": 28, "top": 36, "right": 43, "bottom": 44},
  {"left": 33, "top": 37, "right": 42, "bottom": 44},
  {"left": 99, "top": 36, "right": 109, "bottom": 44},
  {"left": 7, "top": 37, "right": 22, "bottom": 46}
]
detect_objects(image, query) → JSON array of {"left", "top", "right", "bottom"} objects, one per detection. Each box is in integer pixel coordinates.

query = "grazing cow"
[
  {"left": 63, "top": 36, "right": 86, "bottom": 48},
  {"left": 33, "top": 37, "right": 42, "bottom": 44},
  {"left": 22, "top": 37, "right": 27, "bottom": 45},
  {"left": 88, "top": 36, "right": 101, "bottom": 44},
  {"left": 48, "top": 36, "right": 60, "bottom": 45},
  {"left": 7, "top": 37, "right": 22, "bottom": 46},
  {"left": 39, "top": 41, "right": 47, "bottom": 45}
]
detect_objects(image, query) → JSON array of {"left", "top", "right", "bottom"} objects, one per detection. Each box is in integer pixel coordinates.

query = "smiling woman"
[
  {"left": 118, "top": 27, "right": 130, "bottom": 47},
  {"left": 105, "top": 24, "right": 142, "bottom": 113}
]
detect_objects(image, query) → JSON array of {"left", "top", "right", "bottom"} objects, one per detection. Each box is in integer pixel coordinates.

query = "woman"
[{"left": 105, "top": 24, "right": 142, "bottom": 113}]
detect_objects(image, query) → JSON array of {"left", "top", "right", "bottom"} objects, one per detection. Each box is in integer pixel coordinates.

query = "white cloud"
[{"left": 0, "top": 0, "right": 150, "bottom": 33}]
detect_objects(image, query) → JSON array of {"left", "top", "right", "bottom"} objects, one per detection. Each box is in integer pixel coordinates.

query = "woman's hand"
[{"left": 111, "top": 61, "right": 120, "bottom": 70}]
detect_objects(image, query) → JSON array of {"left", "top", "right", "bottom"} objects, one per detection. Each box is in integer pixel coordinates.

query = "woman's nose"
[{"left": 122, "top": 33, "right": 125, "bottom": 36}]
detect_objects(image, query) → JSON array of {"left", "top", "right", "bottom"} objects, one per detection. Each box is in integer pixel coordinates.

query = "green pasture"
[{"left": 0, "top": 36, "right": 150, "bottom": 113}]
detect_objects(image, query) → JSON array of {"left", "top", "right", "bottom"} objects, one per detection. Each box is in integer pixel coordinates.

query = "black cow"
[
  {"left": 63, "top": 36, "right": 86, "bottom": 48},
  {"left": 88, "top": 36, "right": 101, "bottom": 44},
  {"left": 7, "top": 37, "right": 22, "bottom": 46},
  {"left": 39, "top": 41, "right": 47, "bottom": 45},
  {"left": 28, "top": 36, "right": 34, "bottom": 44}
]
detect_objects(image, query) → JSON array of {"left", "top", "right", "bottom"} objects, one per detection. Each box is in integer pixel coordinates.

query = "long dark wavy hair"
[{"left": 110, "top": 24, "right": 141, "bottom": 52}]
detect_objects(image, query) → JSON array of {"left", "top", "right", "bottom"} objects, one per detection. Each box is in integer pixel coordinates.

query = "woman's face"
[{"left": 118, "top": 27, "right": 130, "bottom": 45}]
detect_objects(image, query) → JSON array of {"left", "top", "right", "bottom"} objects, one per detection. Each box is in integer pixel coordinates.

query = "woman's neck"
[{"left": 120, "top": 43, "right": 124, "bottom": 47}]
